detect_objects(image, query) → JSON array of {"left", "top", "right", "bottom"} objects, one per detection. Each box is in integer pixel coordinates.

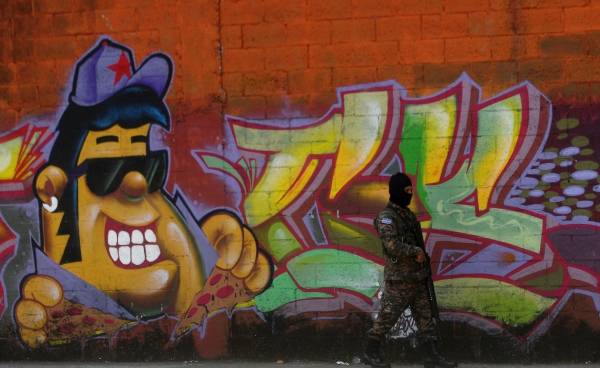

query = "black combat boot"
[
  {"left": 422, "top": 340, "right": 457, "bottom": 368},
  {"left": 363, "top": 338, "right": 390, "bottom": 368}
]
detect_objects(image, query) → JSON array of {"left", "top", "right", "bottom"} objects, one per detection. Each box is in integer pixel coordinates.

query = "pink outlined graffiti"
[
  {"left": 196, "top": 74, "right": 600, "bottom": 344},
  {"left": 0, "top": 214, "right": 17, "bottom": 319},
  {"left": 0, "top": 124, "right": 53, "bottom": 202}
]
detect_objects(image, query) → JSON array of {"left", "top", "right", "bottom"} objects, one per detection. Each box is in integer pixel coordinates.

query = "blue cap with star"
[{"left": 69, "top": 38, "right": 173, "bottom": 106}]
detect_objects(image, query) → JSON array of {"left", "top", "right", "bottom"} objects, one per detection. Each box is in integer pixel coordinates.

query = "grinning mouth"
[{"left": 104, "top": 217, "right": 163, "bottom": 268}]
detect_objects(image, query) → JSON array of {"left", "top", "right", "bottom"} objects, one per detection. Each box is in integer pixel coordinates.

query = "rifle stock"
[{"left": 424, "top": 254, "right": 439, "bottom": 320}]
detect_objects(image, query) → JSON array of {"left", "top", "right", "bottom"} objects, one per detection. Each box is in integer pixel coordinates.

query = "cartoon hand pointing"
[{"left": 174, "top": 211, "right": 272, "bottom": 336}]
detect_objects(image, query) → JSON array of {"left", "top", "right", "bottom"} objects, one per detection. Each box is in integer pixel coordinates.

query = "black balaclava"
[{"left": 389, "top": 173, "right": 412, "bottom": 207}]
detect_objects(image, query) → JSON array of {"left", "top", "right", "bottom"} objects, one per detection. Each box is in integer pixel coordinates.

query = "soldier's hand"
[
  {"left": 15, "top": 275, "right": 63, "bottom": 348},
  {"left": 415, "top": 248, "right": 426, "bottom": 263}
]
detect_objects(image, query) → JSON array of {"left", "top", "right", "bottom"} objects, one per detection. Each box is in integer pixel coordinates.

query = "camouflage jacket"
[{"left": 374, "top": 201, "right": 429, "bottom": 282}]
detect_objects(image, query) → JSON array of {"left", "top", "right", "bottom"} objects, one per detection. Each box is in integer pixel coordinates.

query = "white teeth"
[
  {"left": 131, "top": 245, "right": 145, "bottom": 265},
  {"left": 107, "top": 227, "right": 161, "bottom": 266},
  {"left": 145, "top": 244, "right": 160, "bottom": 262},
  {"left": 131, "top": 230, "right": 144, "bottom": 244},
  {"left": 118, "top": 246, "right": 131, "bottom": 265},
  {"left": 108, "top": 230, "right": 117, "bottom": 246},
  {"left": 109, "top": 247, "right": 118, "bottom": 261},
  {"left": 118, "top": 231, "right": 130, "bottom": 246},
  {"left": 144, "top": 229, "right": 157, "bottom": 243}
]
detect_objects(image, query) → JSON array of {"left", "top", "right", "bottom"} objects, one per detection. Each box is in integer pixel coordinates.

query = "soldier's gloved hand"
[{"left": 416, "top": 248, "right": 426, "bottom": 263}]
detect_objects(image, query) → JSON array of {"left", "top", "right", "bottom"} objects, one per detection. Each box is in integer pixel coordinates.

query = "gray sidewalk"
[{"left": 1, "top": 363, "right": 600, "bottom": 367}]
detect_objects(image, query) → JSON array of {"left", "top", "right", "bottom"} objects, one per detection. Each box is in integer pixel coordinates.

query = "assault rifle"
[{"left": 423, "top": 252, "right": 439, "bottom": 321}]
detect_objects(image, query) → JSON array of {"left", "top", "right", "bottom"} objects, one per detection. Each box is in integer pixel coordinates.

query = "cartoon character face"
[{"left": 36, "top": 123, "right": 203, "bottom": 316}]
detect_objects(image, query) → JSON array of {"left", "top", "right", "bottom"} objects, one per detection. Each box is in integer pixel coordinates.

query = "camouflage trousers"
[{"left": 368, "top": 280, "right": 437, "bottom": 342}]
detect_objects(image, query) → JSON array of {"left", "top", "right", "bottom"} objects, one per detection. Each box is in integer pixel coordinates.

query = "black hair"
[{"left": 46, "top": 85, "right": 170, "bottom": 264}]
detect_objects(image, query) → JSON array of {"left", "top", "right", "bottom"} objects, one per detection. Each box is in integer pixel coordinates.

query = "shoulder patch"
[{"left": 380, "top": 218, "right": 393, "bottom": 225}]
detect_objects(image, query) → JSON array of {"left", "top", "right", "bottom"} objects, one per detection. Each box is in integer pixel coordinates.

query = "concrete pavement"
[{"left": 0, "top": 362, "right": 599, "bottom": 367}]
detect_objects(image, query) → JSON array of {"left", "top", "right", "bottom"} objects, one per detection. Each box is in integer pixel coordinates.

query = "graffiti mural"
[
  {"left": 197, "top": 76, "right": 600, "bottom": 347},
  {"left": 0, "top": 36, "right": 598, "bottom": 360},
  {"left": 2, "top": 38, "right": 272, "bottom": 353}
]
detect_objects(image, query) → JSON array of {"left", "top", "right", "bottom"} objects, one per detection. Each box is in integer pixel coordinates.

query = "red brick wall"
[
  {"left": 220, "top": 0, "right": 600, "bottom": 120},
  {"left": 2, "top": 1, "right": 599, "bottom": 128}
]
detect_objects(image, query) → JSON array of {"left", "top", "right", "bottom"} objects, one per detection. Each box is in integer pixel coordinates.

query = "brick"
[
  {"left": 376, "top": 64, "right": 424, "bottom": 88},
  {"left": 118, "top": 31, "right": 163, "bottom": 61},
  {"left": 443, "top": 0, "right": 489, "bottom": 12},
  {"left": 264, "top": 0, "right": 306, "bottom": 22},
  {"left": 243, "top": 71, "right": 287, "bottom": 95},
  {"left": 222, "top": 0, "right": 264, "bottom": 25},
  {"left": 588, "top": 31, "right": 600, "bottom": 56},
  {"left": 223, "top": 73, "right": 244, "bottom": 96},
  {"left": 288, "top": 68, "right": 332, "bottom": 93},
  {"left": 136, "top": 5, "right": 179, "bottom": 31},
  {"left": 490, "top": 0, "right": 590, "bottom": 10},
  {"left": 332, "top": 19, "right": 376, "bottom": 43},
  {"left": 308, "top": 0, "right": 353, "bottom": 20},
  {"left": 243, "top": 23, "right": 287, "bottom": 47},
  {"left": 94, "top": 0, "right": 160, "bottom": 10},
  {"left": 490, "top": 35, "right": 540, "bottom": 59},
  {"left": 422, "top": 13, "right": 469, "bottom": 38},
  {"left": 565, "top": 5, "right": 600, "bottom": 32},
  {"left": 52, "top": 11, "right": 95, "bottom": 35},
  {"left": 223, "top": 48, "right": 264, "bottom": 72},
  {"left": 467, "top": 61, "right": 519, "bottom": 85},
  {"left": 15, "top": 61, "right": 45, "bottom": 84},
  {"left": 0, "top": 109, "right": 18, "bottom": 129},
  {"left": 12, "top": 38, "right": 34, "bottom": 62},
  {"left": 0, "top": 38, "right": 12, "bottom": 62},
  {"left": 376, "top": 16, "right": 421, "bottom": 41},
  {"left": 516, "top": 0, "right": 591, "bottom": 8},
  {"left": 563, "top": 60, "right": 600, "bottom": 82},
  {"left": 94, "top": 9, "right": 140, "bottom": 33},
  {"left": 445, "top": 37, "right": 491, "bottom": 62},
  {"left": 265, "top": 46, "right": 308, "bottom": 70},
  {"left": 398, "top": 38, "right": 444, "bottom": 63},
  {"left": 516, "top": 8, "right": 563, "bottom": 34},
  {"left": 159, "top": 28, "right": 181, "bottom": 50},
  {"left": 396, "top": 0, "right": 443, "bottom": 14},
  {"left": 540, "top": 34, "right": 586, "bottom": 57},
  {"left": 10, "top": 0, "right": 33, "bottom": 15},
  {"left": 517, "top": 59, "right": 563, "bottom": 82},
  {"left": 15, "top": 84, "right": 38, "bottom": 109},
  {"left": 266, "top": 92, "right": 338, "bottom": 119},
  {"left": 33, "top": 36, "right": 81, "bottom": 61},
  {"left": 0, "top": 63, "right": 15, "bottom": 85},
  {"left": 333, "top": 67, "right": 377, "bottom": 86},
  {"left": 468, "top": 11, "right": 514, "bottom": 36},
  {"left": 33, "top": 0, "right": 73, "bottom": 13},
  {"left": 12, "top": 14, "right": 54, "bottom": 37},
  {"left": 351, "top": 0, "right": 399, "bottom": 17},
  {"left": 226, "top": 95, "right": 266, "bottom": 119},
  {"left": 287, "top": 20, "right": 332, "bottom": 45},
  {"left": 179, "top": 0, "right": 218, "bottom": 31},
  {"left": 222, "top": 25, "right": 242, "bottom": 48},
  {"left": 422, "top": 63, "right": 467, "bottom": 88},
  {"left": 310, "top": 42, "right": 398, "bottom": 67}
]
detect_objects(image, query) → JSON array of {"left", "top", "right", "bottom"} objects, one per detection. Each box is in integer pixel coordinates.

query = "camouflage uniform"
[{"left": 368, "top": 201, "right": 437, "bottom": 343}]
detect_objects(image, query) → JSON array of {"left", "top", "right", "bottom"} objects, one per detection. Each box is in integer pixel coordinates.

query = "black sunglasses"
[{"left": 79, "top": 150, "right": 167, "bottom": 196}]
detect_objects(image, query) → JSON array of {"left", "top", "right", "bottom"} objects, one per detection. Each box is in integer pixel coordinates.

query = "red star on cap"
[{"left": 107, "top": 52, "right": 132, "bottom": 86}]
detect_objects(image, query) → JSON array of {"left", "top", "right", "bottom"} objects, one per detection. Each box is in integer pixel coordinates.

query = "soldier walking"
[{"left": 363, "top": 173, "right": 457, "bottom": 368}]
